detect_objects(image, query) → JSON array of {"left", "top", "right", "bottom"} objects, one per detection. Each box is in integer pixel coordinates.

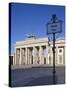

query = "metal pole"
[
  {"left": 47, "top": 14, "right": 60, "bottom": 84},
  {"left": 52, "top": 14, "right": 56, "bottom": 84},
  {"left": 53, "top": 33, "right": 56, "bottom": 84}
]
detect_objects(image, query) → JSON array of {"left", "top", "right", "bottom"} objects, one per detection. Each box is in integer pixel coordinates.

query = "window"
[{"left": 59, "top": 49, "right": 62, "bottom": 53}]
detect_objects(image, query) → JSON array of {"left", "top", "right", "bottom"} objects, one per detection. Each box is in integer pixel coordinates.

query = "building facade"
[{"left": 13, "top": 36, "right": 65, "bottom": 66}]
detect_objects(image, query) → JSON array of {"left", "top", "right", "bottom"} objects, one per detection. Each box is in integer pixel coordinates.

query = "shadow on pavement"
[
  {"left": 24, "top": 75, "right": 58, "bottom": 86},
  {"left": 11, "top": 75, "right": 58, "bottom": 87}
]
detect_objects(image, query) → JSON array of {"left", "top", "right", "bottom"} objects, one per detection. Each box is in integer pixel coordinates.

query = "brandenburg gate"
[{"left": 13, "top": 35, "right": 65, "bottom": 66}]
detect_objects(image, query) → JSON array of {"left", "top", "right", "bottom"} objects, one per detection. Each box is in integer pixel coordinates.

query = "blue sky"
[{"left": 10, "top": 3, "right": 65, "bottom": 54}]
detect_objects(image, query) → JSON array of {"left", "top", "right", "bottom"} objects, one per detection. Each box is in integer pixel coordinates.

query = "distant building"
[{"left": 12, "top": 36, "right": 65, "bottom": 66}]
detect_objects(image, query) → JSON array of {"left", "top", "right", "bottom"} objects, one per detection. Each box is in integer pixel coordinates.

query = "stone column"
[
  {"left": 21, "top": 48, "right": 23, "bottom": 65},
  {"left": 13, "top": 53, "right": 15, "bottom": 65},
  {"left": 62, "top": 47, "right": 64, "bottom": 64},
  {"left": 19, "top": 48, "right": 22, "bottom": 65},
  {"left": 15, "top": 48, "right": 17, "bottom": 65},
  {"left": 29, "top": 49, "right": 32, "bottom": 64},
  {"left": 27, "top": 48, "right": 30, "bottom": 64},
  {"left": 14, "top": 48, "right": 16, "bottom": 65},
  {"left": 51, "top": 47, "right": 53, "bottom": 65},
  {"left": 23, "top": 48, "right": 25, "bottom": 65},
  {"left": 46, "top": 45, "right": 49, "bottom": 64},
  {"left": 48, "top": 46, "right": 50, "bottom": 64},
  {"left": 21, "top": 48, "right": 25, "bottom": 65},
  {"left": 25, "top": 48, "right": 28, "bottom": 64},
  {"left": 33, "top": 47, "right": 37, "bottom": 64},
  {"left": 49, "top": 46, "right": 53, "bottom": 65},
  {"left": 63, "top": 46, "right": 65, "bottom": 64},
  {"left": 16, "top": 48, "right": 19, "bottom": 65},
  {"left": 56, "top": 46, "right": 58, "bottom": 64},
  {"left": 39, "top": 46, "right": 44, "bottom": 64}
]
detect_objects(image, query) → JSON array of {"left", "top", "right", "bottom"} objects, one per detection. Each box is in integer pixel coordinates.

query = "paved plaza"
[{"left": 11, "top": 66, "right": 65, "bottom": 87}]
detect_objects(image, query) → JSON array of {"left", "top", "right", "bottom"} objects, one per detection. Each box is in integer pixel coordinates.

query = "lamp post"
[
  {"left": 47, "top": 14, "right": 62, "bottom": 84},
  {"left": 52, "top": 14, "right": 56, "bottom": 84}
]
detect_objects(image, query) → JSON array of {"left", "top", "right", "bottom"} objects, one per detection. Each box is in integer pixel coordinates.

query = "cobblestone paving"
[{"left": 10, "top": 66, "right": 65, "bottom": 87}]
